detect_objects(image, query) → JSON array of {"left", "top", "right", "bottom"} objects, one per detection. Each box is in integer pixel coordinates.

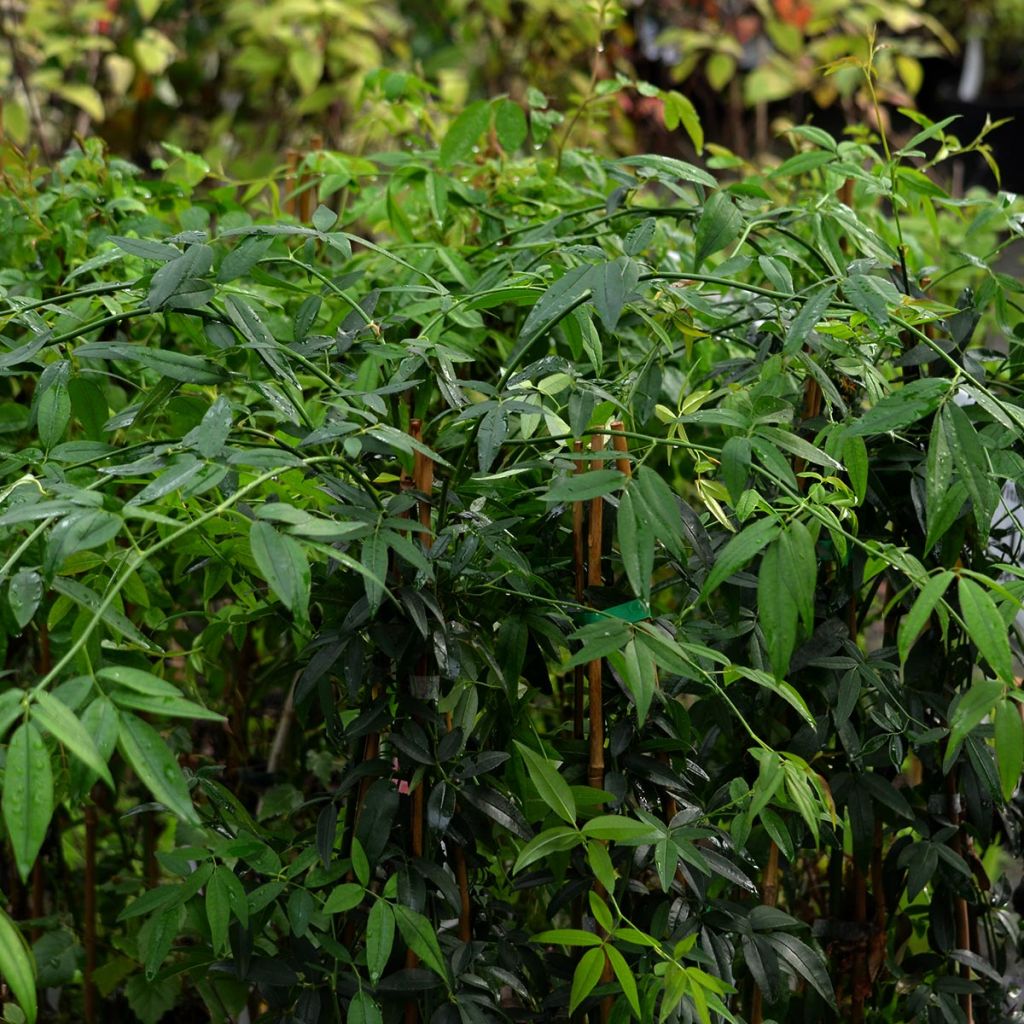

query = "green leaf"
[
  {"left": 994, "top": 699, "right": 1023, "bottom": 802},
  {"left": 737, "top": 667, "right": 815, "bottom": 727},
  {"left": 351, "top": 837, "right": 370, "bottom": 887},
  {"left": 360, "top": 534, "right": 388, "bottom": 615},
  {"left": 844, "top": 274, "right": 892, "bottom": 323},
  {"left": 569, "top": 946, "right": 606, "bottom": 1014},
  {"left": 617, "top": 489, "right": 653, "bottom": 602},
  {"left": 623, "top": 218, "right": 655, "bottom": 256},
  {"left": 394, "top": 905, "right": 448, "bottom": 981},
  {"left": 758, "top": 542, "right": 798, "bottom": 679},
  {"left": 661, "top": 90, "right": 703, "bottom": 153},
  {"left": 312, "top": 205, "right": 338, "bottom": 232},
  {"left": 37, "top": 374, "right": 70, "bottom": 450},
  {"left": 531, "top": 929, "right": 602, "bottom": 947},
  {"left": 958, "top": 577, "right": 1013, "bottom": 683},
  {"left": 96, "top": 666, "right": 182, "bottom": 698},
  {"left": 581, "top": 815, "right": 662, "bottom": 843},
  {"left": 109, "top": 690, "right": 225, "bottom": 722},
  {"left": 519, "top": 265, "right": 594, "bottom": 349},
  {"left": 347, "top": 991, "right": 383, "bottom": 1024},
  {"left": 425, "top": 172, "right": 448, "bottom": 224},
  {"left": 945, "top": 678, "right": 1004, "bottom": 772},
  {"left": 633, "top": 466, "right": 687, "bottom": 560},
  {"left": 591, "top": 257, "right": 639, "bottom": 332},
  {"left": 75, "top": 343, "right": 226, "bottom": 385},
  {"left": 117, "top": 713, "right": 198, "bottom": 824},
  {"left": 779, "top": 520, "right": 816, "bottom": 633},
  {"left": 439, "top": 101, "right": 491, "bottom": 168},
  {"left": 942, "top": 402, "right": 998, "bottom": 538},
  {"left": 545, "top": 468, "right": 623, "bottom": 504},
  {"left": 70, "top": 697, "right": 119, "bottom": 798},
  {"left": 110, "top": 236, "right": 180, "bottom": 261},
  {"left": 784, "top": 285, "right": 835, "bottom": 352},
  {"left": 615, "top": 154, "right": 716, "bottom": 188},
  {"left": 249, "top": 521, "right": 311, "bottom": 621},
  {"left": 205, "top": 866, "right": 231, "bottom": 955},
  {"left": 771, "top": 150, "right": 835, "bottom": 177},
  {"left": 513, "top": 826, "right": 582, "bottom": 873},
  {"left": 898, "top": 571, "right": 953, "bottom": 663},
  {"left": 3, "top": 722, "right": 53, "bottom": 882},
  {"left": 118, "top": 883, "right": 182, "bottom": 922},
  {"left": 323, "top": 883, "right": 364, "bottom": 914},
  {"left": 31, "top": 690, "right": 113, "bottom": 789},
  {"left": 477, "top": 405, "right": 507, "bottom": 473},
  {"left": 124, "top": 973, "right": 177, "bottom": 1024},
  {"left": 846, "top": 379, "right": 950, "bottom": 436},
  {"left": 587, "top": 841, "right": 617, "bottom": 892},
  {"left": 184, "top": 396, "right": 232, "bottom": 458},
  {"left": 8, "top": 570, "right": 42, "bottom": 630},
  {"left": 0, "top": 691, "right": 25, "bottom": 743},
  {"left": 494, "top": 99, "right": 528, "bottom": 152},
  {"left": 606, "top": 944, "right": 641, "bottom": 1019},
  {"left": 515, "top": 741, "right": 576, "bottom": 824},
  {"left": 217, "top": 234, "right": 274, "bottom": 282},
  {"left": 614, "top": 639, "right": 657, "bottom": 724},
  {"left": 925, "top": 411, "right": 952, "bottom": 542},
  {"left": 694, "top": 191, "right": 741, "bottom": 270},
  {"left": 842, "top": 434, "right": 868, "bottom": 504},
  {"left": 0, "top": 905, "right": 36, "bottom": 1024},
  {"left": 44, "top": 509, "right": 122, "bottom": 574},
  {"left": 148, "top": 245, "right": 212, "bottom": 310},
  {"left": 758, "top": 255, "right": 794, "bottom": 294},
  {"left": 720, "top": 436, "right": 751, "bottom": 505},
  {"left": 768, "top": 932, "right": 835, "bottom": 1006},
  {"left": 703, "top": 517, "right": 780, "bottom": 596},
  {"left": 365, "top": 900, "right": 395, "bottom": 984},
  {"left": 139, "top": 905, "right": 179, "bottom": 979}
]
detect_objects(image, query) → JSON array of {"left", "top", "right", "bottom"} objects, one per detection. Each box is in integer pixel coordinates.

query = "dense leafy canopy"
[{"left": 1, "top": 66, "right": 1024, "bottom": 1024}]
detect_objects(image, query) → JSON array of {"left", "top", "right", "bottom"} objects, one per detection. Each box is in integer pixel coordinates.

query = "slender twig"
[{"left": 587, "top": 431, "right": 606, "bottom": 794}]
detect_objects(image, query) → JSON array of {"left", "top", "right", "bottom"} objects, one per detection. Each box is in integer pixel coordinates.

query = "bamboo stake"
[
  {"left": 586, "top": 431, "right": 613, "bottom": 1024},
  {"left": 611, "top": 425, "right": 687, "bottom": 863},
  {"left": 587, "top": 432, "right": 606, "bottom": 794},
  {"left": 750, "top": 842, "right": 780, "bottom": 1024},
  {"left": 571, "top": 451, "right": 587, "bottom": 945},
  {"left": 573, "top": 441, "right": 586, "bottom": 741}
]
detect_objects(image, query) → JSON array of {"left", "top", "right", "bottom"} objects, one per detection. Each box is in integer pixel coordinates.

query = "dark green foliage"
[{"left": 0, "top": 90, "right": 1023, "bottom": 1024}]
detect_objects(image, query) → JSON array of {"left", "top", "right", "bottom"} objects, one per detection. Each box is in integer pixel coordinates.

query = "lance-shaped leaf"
[
  {"left": 515, "top": 741, "right": 576, "bottom": 824},
  {"left": 694, "top": 190, "right": 741, "bottom": 269},
  {"left": 31, "top": 690, "right": 113, "bottom": 788},
  {"left": 0, "top": 906, "right": 36, "bottom": 1024},
  {"left": 958, "top": 576, "right": 1013, "bottom": 683},
  {"left": 758, "top": 539, "right": 798, "bottom": 678},
  {"left": 117, "top": 713, "right": 199, "bottom": 824},
  {"left": 249, "top": 520, "right": 311, "bottom": 621},
  {"left": 3, "top": 722, "right": 53, "bottom": 882}
]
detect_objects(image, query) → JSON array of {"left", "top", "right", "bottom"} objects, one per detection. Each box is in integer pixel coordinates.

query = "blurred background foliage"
[{"left": 0, "top": 0, "right": 1020, "bottom": 176}]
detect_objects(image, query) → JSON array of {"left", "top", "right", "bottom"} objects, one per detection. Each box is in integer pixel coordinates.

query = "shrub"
[{"left": 0, "top": 80, "right": 1023, "bottom": 1024}]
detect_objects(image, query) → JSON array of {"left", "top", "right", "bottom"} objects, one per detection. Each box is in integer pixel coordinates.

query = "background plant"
[{"left": 0, "top": 0, "right": 979, "bottom": 169}]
